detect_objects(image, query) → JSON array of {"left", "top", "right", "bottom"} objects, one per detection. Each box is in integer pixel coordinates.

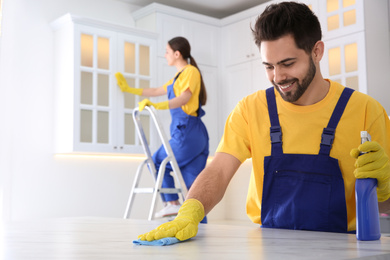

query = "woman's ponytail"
[{"left": 189, "top": 56, "right": 207, "bottom": 106}]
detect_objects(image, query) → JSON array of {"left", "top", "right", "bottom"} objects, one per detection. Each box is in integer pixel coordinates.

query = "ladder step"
[
  {"left": 159, "top": 188, "right": 182, "bottom": 194},
  {"left": 133, "top": 187, "right": 182, "bottom": 194}
]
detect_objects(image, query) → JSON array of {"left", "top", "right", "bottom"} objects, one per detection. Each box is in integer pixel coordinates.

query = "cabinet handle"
[
  {"left": 113, "top": 146, "right": 117, "bottom": 149},
  {"left": 251, "top": 53, "right": 255, "bottom": 57},
  {"left": 246, "top": 55, "right": 250, "bottom": 58},
  {"left": 120, "top": 146, "right": 123, "bottom": 149}
]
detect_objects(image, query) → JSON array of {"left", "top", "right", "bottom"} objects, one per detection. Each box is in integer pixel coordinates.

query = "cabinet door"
[
  {"left": 223, "top": 18, "right": 253, "bottom": 66},
  {"left": 199, "top": 65, "right": 219, "bottom": 154},
  {"left": 188, "top": 21, "right": 219, "bottom": 67},
  {"left": 321, "top": 31, "right": 366, "bottom": 93},
  {"left": 116, "top": 34, "right": 157, "bottom": 154},
  {"left": 249, "top": 15, "right": 261, "bottom": 60},
  {"left": 75, "top": 25, "right": 117, "bottom": 153},
  {"left": 251, "top": 58, "right": 271, "bottom": 93},
  {"left": 318, "top": 0, "right": 364, "bottom": 40},
  {"left": 222, "top": 62, "right": 253, "bottom": 125}
]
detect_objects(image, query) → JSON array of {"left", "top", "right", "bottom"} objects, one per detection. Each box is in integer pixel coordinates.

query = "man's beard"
[{"left": 273, "top": 57, "right": 316, "bottom": 103}]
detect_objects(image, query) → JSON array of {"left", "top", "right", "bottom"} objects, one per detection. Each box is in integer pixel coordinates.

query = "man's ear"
[{"left": 312, "top": 40, "right": 324, "bottom": 62}]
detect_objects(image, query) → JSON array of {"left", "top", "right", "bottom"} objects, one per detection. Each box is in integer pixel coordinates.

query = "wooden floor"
[{"left": 2, "top": 217, "right": 390, "bottom": 260}]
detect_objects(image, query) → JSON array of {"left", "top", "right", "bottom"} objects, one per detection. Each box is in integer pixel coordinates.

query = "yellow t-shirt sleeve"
[{"left": 163, "top": 78, "right": 174, "bottom": 92}]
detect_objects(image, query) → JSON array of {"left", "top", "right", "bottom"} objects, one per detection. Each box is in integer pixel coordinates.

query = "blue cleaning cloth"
[{"left": 133, "top": 237, "right": 187, "bottom": 246}]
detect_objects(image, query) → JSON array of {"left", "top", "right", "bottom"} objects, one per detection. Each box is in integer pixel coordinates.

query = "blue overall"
[
  {"left": 152, "top": 71, "right": 209, "bottom": 222},
  {"left": 261, "top": 87, "right": 354, "bottom": 233}
]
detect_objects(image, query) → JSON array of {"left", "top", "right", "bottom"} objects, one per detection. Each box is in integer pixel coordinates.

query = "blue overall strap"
[
  {"left": 266, "top": 87, "right": 283, "bottom": 156},
  {"left": 319, "top": 87, "right": 354, "bottom": 155},
  {"left": 174, "top": 67, "right": 204, "bottom": 118}
]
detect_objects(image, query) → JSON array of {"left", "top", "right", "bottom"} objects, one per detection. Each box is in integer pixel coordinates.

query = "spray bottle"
[{"left": 355, "top": 131, "right": 381, "bottom": 241}]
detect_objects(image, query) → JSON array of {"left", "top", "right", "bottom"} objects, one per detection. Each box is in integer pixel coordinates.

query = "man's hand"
[
  {"left": 138, "top": 199, "right": 205, "bottom": 241},
  {"left": 351, "top": 141, "right": 390, "bottom": 201}
]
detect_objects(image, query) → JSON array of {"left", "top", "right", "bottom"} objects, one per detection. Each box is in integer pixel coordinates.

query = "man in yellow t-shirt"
[
  {"left": 220, "top": 79, "right": 389, "bottom": 232},
  {"left": 138, "top": 2, "right": 390, "bottom": 242}
]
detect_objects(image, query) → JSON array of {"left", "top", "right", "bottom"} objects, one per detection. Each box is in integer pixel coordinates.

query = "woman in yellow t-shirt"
[{"left": 116, "top": 37, "right": 209, "bottom": 222}]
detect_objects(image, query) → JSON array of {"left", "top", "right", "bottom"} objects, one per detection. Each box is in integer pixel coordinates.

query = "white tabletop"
[{"left": 2, "top": 217, "right": 390, "bottom": 260}]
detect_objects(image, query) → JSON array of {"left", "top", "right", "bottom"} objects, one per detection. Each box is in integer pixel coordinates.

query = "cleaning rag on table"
[{"left": 133, "top": 237, "right": 189, "bottom": 246}]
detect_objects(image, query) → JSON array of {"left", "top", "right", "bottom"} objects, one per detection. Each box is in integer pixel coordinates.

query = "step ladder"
[{"left": 123, "top": 106, "right": 188, "bottom": 220}]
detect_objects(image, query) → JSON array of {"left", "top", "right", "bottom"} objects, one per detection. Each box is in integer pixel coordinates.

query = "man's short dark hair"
[{"left": 252, "top": 2, "right": 322, "bottom": 54}]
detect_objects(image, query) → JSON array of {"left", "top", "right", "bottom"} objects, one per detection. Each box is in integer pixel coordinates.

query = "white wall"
[{"left": 364, "top": 0, "right": 390, "bottom": 113}]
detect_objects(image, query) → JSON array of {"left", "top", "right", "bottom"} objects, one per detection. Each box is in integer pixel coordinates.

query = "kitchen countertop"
[{"left": 2, "top": 217, "right": 390, "bottom": 260}]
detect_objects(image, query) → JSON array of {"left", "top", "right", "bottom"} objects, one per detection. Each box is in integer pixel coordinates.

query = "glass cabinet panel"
[
  {"left": 124, "top": 93, "right": 136, "bottom": 110},
  {"left": 139, "top": 45, "right": 150, "bottom": 76},
  {"left": 327, "top": 0, "right": 339, "bottom": 12},
  {"left": 124, "top": 76, "right": 136, "bottom": 109},
  {"left": 97, "top": 74, "right": 109, "bottom": 106},
  {"left": 97, "top": 111, "right": 109, "bottom": 144},
  {"left": 328, "top": 47, "right": 341, "bottom": 76},
  {"left": 124, "top": 113, "right": 135, "bottom": 145},
  {"left": 80, "top": 72, "right": 93, "bottom": 105},
  {"left": 140, "top": 115, "right": 150, "bottom": 144},
  {"left": 343, "top": 10, "right": 356, "bottom": 27},
  {"left": 124, "top": 42, "right": 136, "bottom": 74},
  {"left": 346, "top": 76, "right": 359, "bottom": 91},
  {"left": 344, "top": 43, "right": 358, "bottom": 72},
  {"left": 98, "top": 37, "right": 110, "bottom": 70},
  {"left": 81, "top": 34, "right": 93, "bottom": 67},
  {"left": 327, "top": 15, "right": 339, "bottom": 31},
  {"left": 80, "top": 109, "right": 93, "bottom": 143},
  {"left": 139, "top": 79, "right": 150, "bottom": 89},
  {"left": 343, "top": 0, "right": 355, "bottom": 8}
]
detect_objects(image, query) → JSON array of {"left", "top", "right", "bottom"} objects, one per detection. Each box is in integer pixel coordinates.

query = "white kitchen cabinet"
[
  {"left": 318, "top": 0, "right": 364, "bottom": 40},
  {"left": 222, "top": 16, "right": 261, "bottom": 67},
  {"left": 133, "top": 3, "right": 219, "bottom": 67},
  {"left": 199, "top": 65, "right": 220, "bottom": 154},
  {"left": 221, "top": 59, "right": 270, "bottom": 126},
  {"left": 318, "top": 0, "right": 390, "bottom": 110},
  {"left": 321, "top": 31, "right": 366, "bottom": 93},
  {"left": 318, "top": 0, "right": 366, "bottom": 92},
  {"left": 51, "top": 14, "right": 157, "bottom": 154}
]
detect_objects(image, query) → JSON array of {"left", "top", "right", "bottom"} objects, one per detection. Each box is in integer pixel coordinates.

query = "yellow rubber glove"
[
  {"left": 138, "top": 199, "right": 205, "bottom": 241},
  {"left": 350, "top": 141, "right": 390, "bottom": 202},
  {"left": 115, "top": 72, "right": 143, "bottom": 95},
  {"left": 138, "top": 98, "right": 169, "bottom": 112}
]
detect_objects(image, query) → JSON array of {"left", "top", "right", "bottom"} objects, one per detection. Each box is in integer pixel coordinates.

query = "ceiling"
[{"left": 119, "top": 0, "right": 271, "bottom": 19}]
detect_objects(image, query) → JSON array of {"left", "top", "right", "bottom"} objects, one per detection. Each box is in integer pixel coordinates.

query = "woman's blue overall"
[
  {"left": 152, "top": 72, "right": 209, "bottom": 222},
  {"left": 261, "top": 87, "right": 354, "bottom": 233}
]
